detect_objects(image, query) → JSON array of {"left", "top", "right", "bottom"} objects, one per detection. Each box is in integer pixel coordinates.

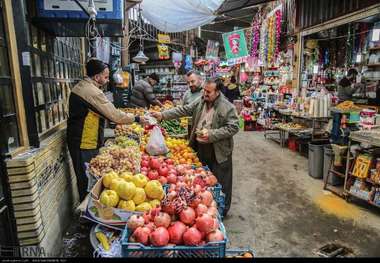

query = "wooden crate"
[{"left": 5, "top": 129, "right": 79, "bottom": 251}]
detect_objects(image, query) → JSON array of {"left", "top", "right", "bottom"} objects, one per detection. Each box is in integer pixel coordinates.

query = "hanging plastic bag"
[{"left": 146, "top": 126, "right": 169, "bottom": 156}]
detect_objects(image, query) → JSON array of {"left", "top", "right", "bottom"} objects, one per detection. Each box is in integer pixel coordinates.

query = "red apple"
[{"left": 147, "top": 170, "right": 159, "bottom": 180}]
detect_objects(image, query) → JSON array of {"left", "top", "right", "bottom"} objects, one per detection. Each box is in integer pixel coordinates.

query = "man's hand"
[
  {"left": 139, "top": 115, "right": 149, "bottom": 126},
  {"left": 151, "top": 111, "right": 163, "bottom": 122},
  {"left": 196, "top": 129, "right": 210, "bottom": 143}
]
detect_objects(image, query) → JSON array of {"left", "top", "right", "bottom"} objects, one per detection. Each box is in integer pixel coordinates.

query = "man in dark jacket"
[
  {"left": 130, "top": 73, "right": 163, "bottom": 108},
  {"left": 225, "top": 76, "right": 241, "bottom": 103}
]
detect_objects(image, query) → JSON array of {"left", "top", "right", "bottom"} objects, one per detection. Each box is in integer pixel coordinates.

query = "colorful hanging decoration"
[
  {"left": 250, "top": 13, "right": 261, "bottom": 63},
  {"left": 267, "top": 15, "right": 275, "bottom": 64},
  {"left": 259, "top": 18, "right": 268, "bottom": 66},
  {"left": 274, "top": 9, "right": 282, "bottom": 60}
]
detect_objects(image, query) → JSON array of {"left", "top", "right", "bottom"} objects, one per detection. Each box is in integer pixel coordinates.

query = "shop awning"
[{"left": 216, "top": 0, "right": 275, "bottom": 14}]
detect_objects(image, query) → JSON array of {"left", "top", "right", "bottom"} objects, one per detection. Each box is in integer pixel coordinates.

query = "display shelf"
[
  {"left": 369, "top": 46, "right": 380, "bottom": 51},
  {"left": 348, "top": 191, "right": 380, "bottom": 209}
]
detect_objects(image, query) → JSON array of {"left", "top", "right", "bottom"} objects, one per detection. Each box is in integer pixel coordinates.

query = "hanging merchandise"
[
  {"left": 222, "top": 29, "right": 249, "bottom": 61},
  {"left": 250, "top": 12, "right": 261, "bottom": 64},
  {"left": 259, "top": 18, "right": 268, "bottom": 66},
  {"left": 184, "top": 55, "right": 193, "bottom": 72},
  {"left": 274, "top": 9, "right": 282, "bottom": 60},
  {"left": 206, "top": 40, "right": 220, "bottom": 59},
  {"left": 158, "top": 44, "right": 170, "bottom": 60},
  {"left": 141, "top": 0, "right": 223, "bottom": 32},
  {"left": 172, "top": 52, "right": 183, "bottom": 70},
  {"left": 267, "top": 15, "right": 275, "bottom": 65}
]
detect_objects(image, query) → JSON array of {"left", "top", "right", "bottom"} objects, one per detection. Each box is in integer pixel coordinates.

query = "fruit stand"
[{"left": 80, "top": 101, "right": 253, "bottom": 258}]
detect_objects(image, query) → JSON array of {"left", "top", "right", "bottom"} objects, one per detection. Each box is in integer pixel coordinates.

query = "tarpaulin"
[{"left": 141, "top": 0, "right": 223, "bottom": 33}]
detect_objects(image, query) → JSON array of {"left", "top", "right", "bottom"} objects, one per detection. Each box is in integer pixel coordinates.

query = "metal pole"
[{"left": 121, "top": 0, "right": 130, "bottom": 67}]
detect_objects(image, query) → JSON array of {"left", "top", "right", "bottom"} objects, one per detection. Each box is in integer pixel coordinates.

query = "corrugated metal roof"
[{"left": 217, "top": 0, "right": 274, "bottom": 14}]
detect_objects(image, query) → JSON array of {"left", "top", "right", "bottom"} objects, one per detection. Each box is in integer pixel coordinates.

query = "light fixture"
[
  {"left": 372, "top": 22, "right": 380, "bottom": 42},
  {"left": 313, "top": 65, "right": 319, "bottom": 74},
  {"left": 133, "top": 4, "right": 149, "bottom": 64},
  {"left": 133, "top": 50, "right": 149, "bottom": 63}
]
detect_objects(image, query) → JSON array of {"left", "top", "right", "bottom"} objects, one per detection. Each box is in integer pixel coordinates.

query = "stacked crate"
[{"left": 6, "top": 129, "right": 79, "bottom": 254}]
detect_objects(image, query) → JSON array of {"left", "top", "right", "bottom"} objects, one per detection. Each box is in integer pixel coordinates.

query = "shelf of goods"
[
  {"left": 83, "top": 103, "right": 250, "bottom": 257},
  {"left": 344, "top": 131, "right": 380, "bottom": 209}
]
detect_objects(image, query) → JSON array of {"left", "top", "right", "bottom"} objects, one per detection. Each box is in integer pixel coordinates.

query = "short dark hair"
[
  {"left": 186, "top": 70, "right": 201, "bottom": 77},
  {"left": 148, "top": 73, "right": 160, "bottom": 83},
  {"left": 347, "top": 68, "right": 358, "bottom": 77}
]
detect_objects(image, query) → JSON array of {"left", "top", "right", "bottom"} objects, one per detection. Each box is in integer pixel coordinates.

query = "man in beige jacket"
[{"left": 67, "top": 58, "right": 144, "bottom": 202}]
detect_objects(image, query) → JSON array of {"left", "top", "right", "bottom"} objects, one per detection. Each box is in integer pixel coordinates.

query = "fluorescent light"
[
  {"left": 372, "top": 29, "right": 380, "bottom": 42},
  {"left": 313, "top": 65, "right": 319, "bottom": 74},
  {"left": 356, "top": 54, "right": 362, "bottom": 63}
]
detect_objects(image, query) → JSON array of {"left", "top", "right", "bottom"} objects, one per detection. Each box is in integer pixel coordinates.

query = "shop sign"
[
  {"left": 157, "top": 44, "right": 170, "bottom": 60},
  {"left": 206, "top": 40, "right": 220, "bottom": 59},
  {"left": 222, "top": 29, "right": 249, "bottom": 60},
  {"left": 227, "top": 56, "right": 249, "bottom": 66},
  {"left": 158, "top": 33, "right": 171, "bottom": 44}
]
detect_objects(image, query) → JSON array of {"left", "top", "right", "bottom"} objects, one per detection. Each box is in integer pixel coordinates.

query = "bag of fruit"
[{"left": 146, "top": 126, "right": 169, "bottom": 156}]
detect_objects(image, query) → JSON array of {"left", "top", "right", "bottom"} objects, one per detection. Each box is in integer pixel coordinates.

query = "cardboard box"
[{"left": 87, "top": 177, "right": 143, "bottom": 226}]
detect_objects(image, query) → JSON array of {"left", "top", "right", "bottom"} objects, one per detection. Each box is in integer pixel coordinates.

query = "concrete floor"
[
  {"left": 62, "top": 131, "right": 380, "bottom": 257},
  {"left": 225, "top": 131, "right": 380, "bottom": 257}
]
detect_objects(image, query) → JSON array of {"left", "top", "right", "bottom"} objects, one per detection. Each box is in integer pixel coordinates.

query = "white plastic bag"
[{"left": 146, "top": 126, "right": 169, "bottom": 156}]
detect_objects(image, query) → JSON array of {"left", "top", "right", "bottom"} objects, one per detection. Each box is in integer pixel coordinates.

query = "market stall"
[{"left": 77, "top": 102, "right": 253, "bottom": 258}]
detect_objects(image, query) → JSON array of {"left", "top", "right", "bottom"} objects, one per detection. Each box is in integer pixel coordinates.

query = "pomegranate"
[
  {"left": 208, "top": 175, "right": 218, "bottom": 186},
  {"left": 179, "top": 207, "right": 196, "bottom": 225},
  {"left": 158, "top": 176, "right": 168, "bottom": 185},
  {"left": 200, "top": 190, "right": 213, "bottom": 207},
  {"left": 147, "top": 170, "right": 159, "bottom": 180},
  {"left": 149, "top": 157, "right": 161, "bottom": 170},
  {"left": 141, "top": 159, "right": 149, "bottom": 168},
  {"left": 183, "top": 227, "right": 202, "bottom": 246},
  {"left": 193, "top": 176, "right": 206, "bottom": 188},
  {"left": 192, "top": 184, "right": 202, "bottom": 194},
  {"left": 149, "top": 227, "right": 170, "bottom": 247},
  {"left": 158, "top": 165, "right": 169, "bottom": 177},
  {"left": 127, "top": 215, "right": 145, "bottom": 231},
  {"left": 207, "top": 207, "right": 218, "bottom": 217},
  {"left": 161, "top": 203, "right": 176, "bottom": 215},
  {"left": 196, "top": 214, "right": 216, "bottom": 234},
  {"left": 150, "top": 207, "right": 161, "bottom": 219},
  {"left": 165, "top": 159, "right": 174, "bottom": 165},
  {"left": 145, "top": 222, "right": 156, "bottom": 232},
  {"left": 206, "top": 229, "right": 224, "bottom": 242},
  {"left": 167, "top": 173, "right": 177, "bottom": 184},
  {"left": 143, "top": 212, "right": 152, "bottom": 224},
  {"left": 189, "top": 196, "right": 202, "bottom": 208},
  {"left": 131, "top": 226, "right": 151, "bottom": 245},
  {"left": 177, "top": 176, "right": 185, "bottom": 182},
  {"left": 154, "top": 212, "right": 171, "bottom": 228},
  {"left": 167, "top": 221, "right": 187, "bottom": 245},
  {"left": 196, "top": 204, "right": 208, "bottom": 217},
  {"left": 176, "top": 165, "right": 186, "bottom": 175}
]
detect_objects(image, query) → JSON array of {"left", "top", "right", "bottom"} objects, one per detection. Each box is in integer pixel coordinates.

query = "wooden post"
[
  {"left": 121, "top": 0, "right": 129, "bottom": 67},
  {"left": 3, "top": 0, "right": 29, "bottom": 148}
]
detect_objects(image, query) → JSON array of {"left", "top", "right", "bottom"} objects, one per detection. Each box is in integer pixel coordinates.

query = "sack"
[{"left": 146, "top": 126, "right": 169, "bottom": 156}]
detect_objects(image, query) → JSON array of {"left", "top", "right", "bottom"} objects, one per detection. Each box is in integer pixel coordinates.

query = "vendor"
[
  {"left": 182, "top": 70, "right": 203, "bottom": 106},
  {"left": 337, "top": 68, "right": 362, "bottom": 102},
  {"left": 67, "top": 58, "right": 146, "bottom": 202}
]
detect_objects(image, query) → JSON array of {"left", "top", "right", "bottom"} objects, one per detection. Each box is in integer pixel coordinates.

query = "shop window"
[
  {"left": 0, "top": 7, "right": 20, "bottom": 152},
  {"left": 29, "top": 27, "right": 82, "bottom": 136}
]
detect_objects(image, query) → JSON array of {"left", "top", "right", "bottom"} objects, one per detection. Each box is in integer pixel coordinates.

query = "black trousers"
[
  {"left": 195, "top": 142, "right": 233, "bottom": 216},
  {"left": 68, "top": 143, "right": 99, "bottom": 203}
]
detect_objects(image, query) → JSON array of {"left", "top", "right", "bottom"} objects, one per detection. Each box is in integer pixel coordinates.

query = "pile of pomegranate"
[
  {"left": 127, "top": 184, "right": 224, "bottom": 247},
  {"left": 140, "top": 154, "right": 177, "bottom": 185}
]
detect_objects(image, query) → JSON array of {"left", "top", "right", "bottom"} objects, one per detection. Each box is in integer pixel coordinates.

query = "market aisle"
[{"left": 224, "top": 131, "right": 380, "bottom": 257}]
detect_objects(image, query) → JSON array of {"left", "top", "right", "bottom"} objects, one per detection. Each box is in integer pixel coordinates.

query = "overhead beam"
[{"left": 217, "top": 0, "right": 273, "bottom": 15}]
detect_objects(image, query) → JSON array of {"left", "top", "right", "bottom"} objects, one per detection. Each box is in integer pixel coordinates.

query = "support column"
[{"left": 121, "top": 0, "right": 130, "bottom": 67}]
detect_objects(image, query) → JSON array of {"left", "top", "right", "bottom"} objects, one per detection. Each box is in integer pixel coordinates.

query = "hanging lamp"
[{"left": 133, "top": 5, "right": 149, "bottom": 63}]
